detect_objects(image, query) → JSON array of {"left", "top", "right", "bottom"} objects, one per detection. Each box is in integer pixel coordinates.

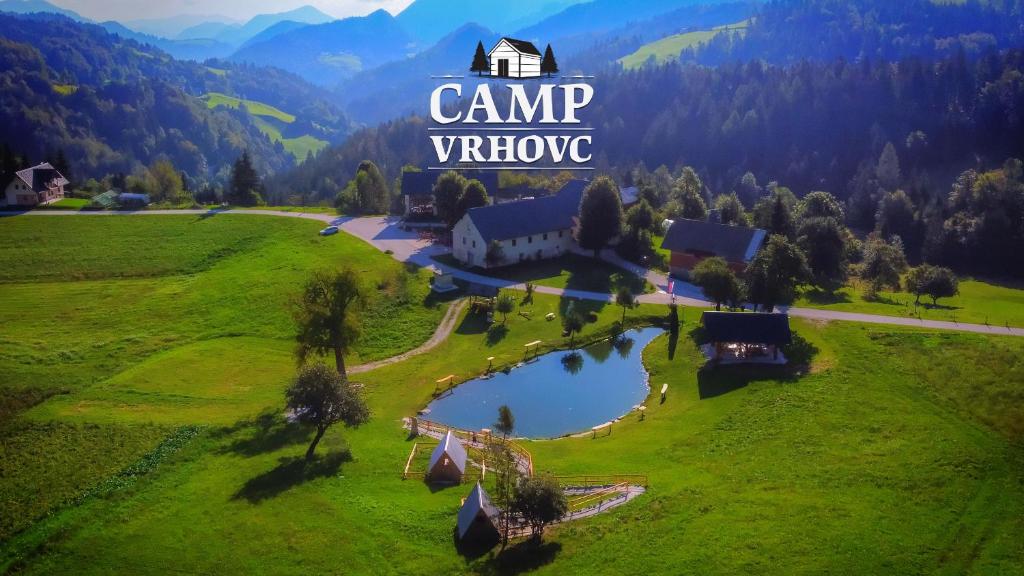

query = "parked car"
[{"left": 319, "top": 226, "right": 339, "bottom": 236}]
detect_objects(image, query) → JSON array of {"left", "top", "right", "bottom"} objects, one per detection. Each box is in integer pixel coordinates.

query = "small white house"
[
  {"left": 488, "top": 37, "right": 542, "bottom": 79},
  {"left": 452, "top": 180, "right": 587, "bottom": 269}
]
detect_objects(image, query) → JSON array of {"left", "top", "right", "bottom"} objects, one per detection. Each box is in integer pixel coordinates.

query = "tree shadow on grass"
[
  {"left": 801, "top": 288, "right": 851, "bottom": 305},
  {"left": 217, "top": 413, "right": 310, "bottom": 457},
  {"left": 456, "top": 310, "right": 490, "bottom": 336},
  {"left": 473, "top": 538, "right": 562, "bottom": 576},
  {"left": 486, "top": 324, "right": 509, "bottom": 346},
  {"left": 233, "top": 450, "right": 352, "bottom": 503}
]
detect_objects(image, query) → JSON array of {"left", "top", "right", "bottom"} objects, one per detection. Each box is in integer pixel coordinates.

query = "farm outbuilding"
[
  {"left": 428, "top": 430, "right": 468, "bottom": 483},
  {"left": 456, "top": 482, "right": 502, "bottom": 545},
  {"left": 701, "top": 311, "right": 792, "bottom": 364}
]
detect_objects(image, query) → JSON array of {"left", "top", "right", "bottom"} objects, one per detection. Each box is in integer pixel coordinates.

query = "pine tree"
[
  {"left": 228, "top": 151, "right": 264, "bottom": 206},
  {"left": 470, "top": 41, "right": 489, "bottom": 76},
  {"left": 541, "top": 44, "right": 558, "bottom": 78}
]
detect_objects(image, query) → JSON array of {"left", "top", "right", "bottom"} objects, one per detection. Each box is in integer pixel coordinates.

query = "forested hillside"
[{"left": 0, "top": 13, "right": 351, "bottom": 185}]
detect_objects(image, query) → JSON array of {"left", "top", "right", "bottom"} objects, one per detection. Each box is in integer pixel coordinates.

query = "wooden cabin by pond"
[
  {"left": 428, "top": 430, "right": 468, "bottom": 484},
  {"left": 701, "top": 312, "right": 792, "bottom": 365},
  {"left": 457, "top": 482, "right": 502, "bottom": 545}
]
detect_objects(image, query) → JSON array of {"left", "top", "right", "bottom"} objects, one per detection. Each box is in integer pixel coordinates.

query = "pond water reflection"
[{"left": 425, "top": 327, "right": 664, "bottom": 438}]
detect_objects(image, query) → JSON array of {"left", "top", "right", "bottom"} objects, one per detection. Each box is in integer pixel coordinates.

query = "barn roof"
[
  {"left": 428, "top": 430, "right": 468, "bottom": 474},
  {"left": 701, "top": 312, "right": 792, "bottom": 346},
  {"left": 660, "top": 219, "right": 766, "bottom": 263},
  {"left": 465, "top": 179, "right": 587, "bottom": 243},
  {"left": 457, "top": 482, "right": 502, "bottom": 540},
  {"left": 400, "top": 171, "right": 499, "bottom": 197},
  {"left": 14, "top": 162, "right": 68, "bottom": 193},
  {"left": 490, "top": 37, "right": 541, "bottom": 57}
]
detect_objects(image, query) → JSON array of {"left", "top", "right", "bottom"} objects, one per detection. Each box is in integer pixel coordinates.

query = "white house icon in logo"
[{"left": 472, "top": 37, "right": 559, "bottom": 79}]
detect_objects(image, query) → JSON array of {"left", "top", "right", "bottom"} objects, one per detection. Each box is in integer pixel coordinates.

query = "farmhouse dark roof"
[
  {"left": 400, "top": 171, "right": 499, "bottom": 197},
  {"left": 493, "top": 37, "right": 541, "bottom": 57},
  {"left": 660, "top": 219, "right": 767, "bottom": 263},
  {"left": 15, "top": 162, "right": 68, "bottom": 193},
  {"left": 701, "top": 312, "right": 792, "bottom": 346},
  {"left": 466, "top": 283, "right": 500, "bottom": 298},
  {"left": 465, "top": 179, "right": 586, "bottom": 243}
]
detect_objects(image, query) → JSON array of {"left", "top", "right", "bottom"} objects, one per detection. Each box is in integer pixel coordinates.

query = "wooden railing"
[
  {"left": 551, "top": 473, "right": 649, "bottom": 488},
  {"left": 412, "top": 417, "right": 534, "bottom": 477}
]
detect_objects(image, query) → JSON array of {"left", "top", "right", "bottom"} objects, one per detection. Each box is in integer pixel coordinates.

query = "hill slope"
[
  {"left": 395, "top": 0, "right": 580, "bottom": 43},
  {"left": 230, "top": 9, "right": 414, "bottom": 88}
]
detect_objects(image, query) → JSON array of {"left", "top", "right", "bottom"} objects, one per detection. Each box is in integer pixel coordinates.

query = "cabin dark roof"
[
  {"left": 660, "top": 219, "right": 767, "bottom": 263},
  {"left": 457, "top": 482, "right": 502, "bottom": 540},
  {"left": 466, "top": 283, "right": 500, "bottom": 298},
  {"left": 701, "top": 312, "right": 792, "bottom": 345},
  {"left": 15, "top": 162, "right": 68, "bottom": 193},
  {"left": 400, "top": 171, "right": 499, "bottom": 197},
  {"left": 428, "top": 431, "right": 467, "bottom": 474},
  {"left": 465, "top": 179, "right": 586, "bottom": 243},
  {"left": 492, "top": 37, "right": 541, "bottom": 57}
]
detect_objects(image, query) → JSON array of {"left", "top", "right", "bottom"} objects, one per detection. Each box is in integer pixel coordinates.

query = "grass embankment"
[
  {"left": 795, "top": 277, "right": 1024, "bottom": 328},
  {"left": 0, "top": 215, "right": 448, "bottom": 541},
  {"left": 201, "top": 92, "right": 327, "bottom": 161},
  {"left": 434, "top": 253, "right": 655, "bottom": 295},
  {"left": 619, "top": 20, "right": 750, "bottom": 69}
]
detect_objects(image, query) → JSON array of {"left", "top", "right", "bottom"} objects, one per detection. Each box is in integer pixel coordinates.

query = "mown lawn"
[
  {"left": 0, "top": 214, "right": 448, "bottom": 542},
  {"left": 2, "top": 214, "right": 1023, "bottom": 575},
  {"left": 3, "top": 285, "right": 1023, "bottom": 573},
  {"left": 794, "top": 277, "right": 1024, "bottom": 328},
  {"left": 434, "top": 253, "right": 654, "bottom": 294}
]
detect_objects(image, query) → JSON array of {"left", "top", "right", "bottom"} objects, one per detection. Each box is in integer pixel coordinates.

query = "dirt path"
[{"left": 349, "top": 299, "right": 467, "bottom": 375}]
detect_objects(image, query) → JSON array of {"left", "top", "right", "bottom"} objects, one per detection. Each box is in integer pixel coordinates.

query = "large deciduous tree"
[
  {"left": 293, "top": 269, "right": 364, "bottom": 380},
  {"left": 576, "top": 176, "right": 624, "bottom": 258},
  {"left": 745, "top": 235, "right": 811, "bottom": 311},
  {"left": 860, "top": 237, "right": 908, "bottom": 297},
  {"left": 285, "top": 363, "right": 369, "bottom": 461},
  {"left": 433, "top": 170, "right": 467, "bottom": 230},
  {"left": 797, "top": 216, "right": 849, "bottom": 291},
  {"left": 692, "top": 257, "right": 742, "bottom": 311},
  {"left": 511, "top": 474, "right": 569, "bottom": 540}
]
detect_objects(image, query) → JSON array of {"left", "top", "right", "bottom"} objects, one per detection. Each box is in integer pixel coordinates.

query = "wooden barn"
[
  {"left": 661, "top": 217, "right": 767, "bottom": 278},
  {"left": 456, "top": 482, "right": 502, "bottom": 545},
  {"left": 428, "top": 430, "right": 468, "bottom": 484},
  {"left": 488, "top": 37, "right": 542, "bottom": 79}
]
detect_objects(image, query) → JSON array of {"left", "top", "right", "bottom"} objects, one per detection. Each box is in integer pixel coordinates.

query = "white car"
[{"left": 319, "top": 226, "right": 339, "bottom": 236}]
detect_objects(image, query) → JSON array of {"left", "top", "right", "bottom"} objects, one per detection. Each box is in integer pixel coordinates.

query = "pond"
[{"left": 424, "top": 327, "right": 664, "bottom": 439}]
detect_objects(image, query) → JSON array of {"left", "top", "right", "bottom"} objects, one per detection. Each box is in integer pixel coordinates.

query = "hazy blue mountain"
[
  {"left": 515, "top": 0, "right": 734, "bottom": 45},
  {"left": 231, "top": 9, "right": 415, "bottom": 88},
  {"left": 0, "top": 0, "right": 87, "bottom": 21},
  {"left": 100, "top": 20, "right": 235, "bottom": 61},
  {"left": 338, "top": 23, "right": 501, "bottom": 122},
  {"left": 176, "top": 21, "right": 235, "bottom": 40},
  {"left": 237, "top": 20, "right": 310, "bottom": 50},
  {"left": 395, "top": 0, "right": 582, "bottom": 44},
  {"left": 123, "top": 14, "right": 238, "bottom": 39},
  {"left": 203, "top": 5, "right": 333, "bottom": 47}
]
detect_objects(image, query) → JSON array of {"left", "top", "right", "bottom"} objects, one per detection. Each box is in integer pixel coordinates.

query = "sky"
[{"left": 50, "top": 0, "right": 415, "bottom": 22}]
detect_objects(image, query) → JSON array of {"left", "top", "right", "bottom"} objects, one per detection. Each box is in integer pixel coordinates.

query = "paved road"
[{"left": 9, "top": 209, "right": 1023, "bottom": 337}]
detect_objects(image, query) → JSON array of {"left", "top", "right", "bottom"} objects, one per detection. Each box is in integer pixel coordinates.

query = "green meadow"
[
  {"left": 1, "top": 215, "right": 1022, "bottom": 574},
  {"left": 620, "top": 21, "right": 750, "bottom": 69},
  {"left": 202, "top": 92, "right": 328, "bottom": 161}
]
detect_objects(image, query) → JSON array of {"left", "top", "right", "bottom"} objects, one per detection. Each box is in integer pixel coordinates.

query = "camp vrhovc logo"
[{"left": 426, "top": 37, "right": 594, "bottom": 171}]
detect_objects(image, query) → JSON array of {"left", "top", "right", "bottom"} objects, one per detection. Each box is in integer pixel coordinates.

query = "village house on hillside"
[
  {"left": 452, "top": 180, "right": 587, "bottom": 269},
  {"left": 661, "top": 215, "right": 767, "bottom": 277},
  {"left": 489, "top": 37, "right": 542, "bottom": 79},
  {"left": 3, "top": 163, "right": 68, "bottom": 207},
  {"left": 400, "top": 171, "right": 499, "bottom": 218}
]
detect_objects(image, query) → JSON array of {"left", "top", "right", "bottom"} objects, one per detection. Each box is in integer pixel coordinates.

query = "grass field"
[
  {"left": 795, "top": 277, "right": 1024, "bottom": 328},
  {"left": 2, "top": 214, "right": 1023, "bottom": 574},
  {"left": 433, "top": 253, "right": 654, "bottom": 294},
  {"left": 0, "top": 214, "right": 448, "bottom": 541},
  {"left": 202, "top": 93, "right": 328, "bottom": 161},
  {"left": 620, "top": 21, "right": 750, "bottom": 69}
]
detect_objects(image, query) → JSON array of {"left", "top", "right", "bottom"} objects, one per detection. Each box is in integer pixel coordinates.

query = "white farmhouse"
[
  {"left": 452, "top": 180, "right": 587, "bottom": 269},
  {"left": 3, "top": 163, "right": 68, "bottom": 207},
  {"left": 488, "top": 37, "right": 542, "bottom": 79}
]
